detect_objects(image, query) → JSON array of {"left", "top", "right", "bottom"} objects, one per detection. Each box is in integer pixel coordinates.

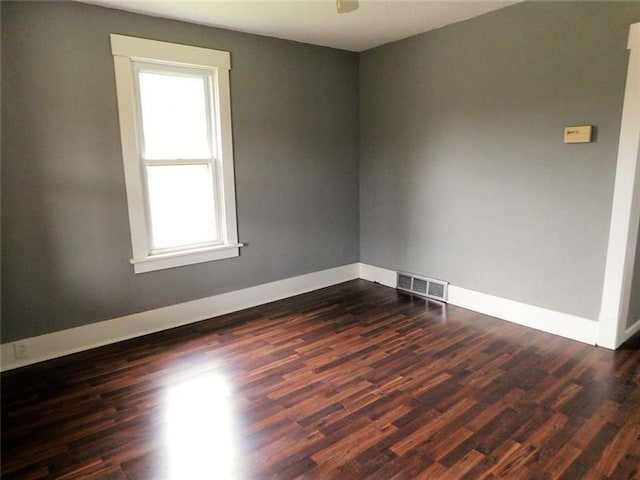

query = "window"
[{"left": 111, "top": 35, "right": 241, "bottom": 273}]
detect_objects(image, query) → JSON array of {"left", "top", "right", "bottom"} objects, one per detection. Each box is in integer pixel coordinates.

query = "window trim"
[{"left": 111, "top": 34, "right": 241, "bottom": 273}]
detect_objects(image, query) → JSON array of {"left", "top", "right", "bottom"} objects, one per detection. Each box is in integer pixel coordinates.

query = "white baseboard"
[
  {"left": 1, "top": 262, "right": 607, "bottom": 372},
  {"left": 0, "top": 263, "right": 359, "bottom": 372},
  {"left": 360, "top": 263, "right": 599, "bottom": 346},
  {"left": 624, "top": 317, "right": 640, "bottom": 343},
  {"left": 447, "top": 285, "right": 598, "bottom": 346},
  {"left": 358, "top": 263, "right": 397, "bottom": 288}
]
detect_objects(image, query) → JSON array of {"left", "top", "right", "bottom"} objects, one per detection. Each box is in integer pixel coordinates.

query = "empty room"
[{"left": 2, "top": 0, "right": 640, "bottom": 478}]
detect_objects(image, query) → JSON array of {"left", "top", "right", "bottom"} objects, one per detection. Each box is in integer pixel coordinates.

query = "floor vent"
[{"left": 396, "top": 272, "right": 448, "bottom": 302}]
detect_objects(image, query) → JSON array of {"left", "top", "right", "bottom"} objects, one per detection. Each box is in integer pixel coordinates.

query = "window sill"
[{"left": 130, "top": 243, "right": 243, "bottom": 273}]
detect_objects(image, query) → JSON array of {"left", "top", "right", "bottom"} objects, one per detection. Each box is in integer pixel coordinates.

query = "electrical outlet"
[{"left": 14, "top": 341, "right": 28, "bottom": 360}]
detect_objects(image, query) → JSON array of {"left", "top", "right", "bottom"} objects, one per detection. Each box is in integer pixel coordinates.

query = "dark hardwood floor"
[{"left": 2, "top": 279, "right": 640, "bottom": 479}]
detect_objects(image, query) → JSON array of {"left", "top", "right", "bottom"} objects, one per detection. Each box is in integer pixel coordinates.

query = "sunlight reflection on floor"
[{"left": 166, "top": 374, "right": 239, "bottom": 479}]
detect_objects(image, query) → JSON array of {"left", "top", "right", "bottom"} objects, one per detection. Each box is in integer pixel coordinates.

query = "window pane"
[
  {"left": 138, "top": 71, "right": 212, "bottom": 160},
  {"left": 147, "top": 165, "right": 217, "bottom": 249}
]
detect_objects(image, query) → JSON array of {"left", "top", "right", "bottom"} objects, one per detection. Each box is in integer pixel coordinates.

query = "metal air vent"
[
  {"left": 397, "top": 273, "right": 413, "bottom": 290},
  {"left": 413, "top": 278, "right": 428, "bottom": 295},
  {"left": 396, "top": 271, "right": 448, "bottom": 302}
]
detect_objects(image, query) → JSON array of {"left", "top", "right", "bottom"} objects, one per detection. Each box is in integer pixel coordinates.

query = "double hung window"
[{"left": 111, "top": 35, "right": 240, "bottom": 273}]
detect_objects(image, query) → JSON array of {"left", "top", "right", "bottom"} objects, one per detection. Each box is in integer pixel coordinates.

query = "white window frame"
[{"left": 111, "top": 34, "right": 241, "bottom": 274}]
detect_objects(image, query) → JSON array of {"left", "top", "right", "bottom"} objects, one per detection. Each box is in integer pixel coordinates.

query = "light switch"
[{"left": 564, "top": 125, "right": 593, "bottom": 143}]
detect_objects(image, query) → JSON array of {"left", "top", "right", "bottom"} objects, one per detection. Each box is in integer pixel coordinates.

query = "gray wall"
[
  {"left": 360, "top": 1, "right": 640, "bottom": 320},
  {"left": 1, "top": 1, "right": 360, "bottom": 342},
  {"left": 4, "top": 0, "right": 640, "bottom": 343}
]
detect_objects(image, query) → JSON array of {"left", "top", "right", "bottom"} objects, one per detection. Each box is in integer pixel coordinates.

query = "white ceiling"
[{"left": 81, "top": 0, "right": 520, "bottom": 52}]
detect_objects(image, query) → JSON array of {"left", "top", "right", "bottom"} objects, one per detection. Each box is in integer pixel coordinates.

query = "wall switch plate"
[{"left": 564, "top": 125, "right": 593, "bottom": 143}]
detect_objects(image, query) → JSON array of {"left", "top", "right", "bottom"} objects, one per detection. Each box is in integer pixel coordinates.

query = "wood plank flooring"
[{"left": 2, "top": 279, "right": 640, "bottom": 479}]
